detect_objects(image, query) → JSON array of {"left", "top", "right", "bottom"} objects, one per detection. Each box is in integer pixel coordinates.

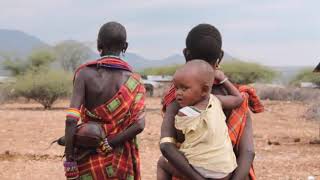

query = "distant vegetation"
[
  {"left": 141, "top": 61, "right": 277, "bottom": 84},
  {"left": 54, "top": 40, "right": 91, "bottom": 72},
  {"left": 14, "top": 69, "right": 72, "bottom": 109},
  {"left": 256, "top": 85, "right": 320, "bottom": 102},
  {"left": 290, "top": 68, "right": 320, "bottom": 86},
  {"left": 1, "top": 49, "right": 72, "bottom": 109},
  {"left": 221, "top": 61, "right": 277, "bottom": 84}
]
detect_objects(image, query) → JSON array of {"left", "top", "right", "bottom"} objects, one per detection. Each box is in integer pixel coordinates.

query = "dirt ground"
[{"left": 0, "top": 98, "right": 319, "bottom": 180}]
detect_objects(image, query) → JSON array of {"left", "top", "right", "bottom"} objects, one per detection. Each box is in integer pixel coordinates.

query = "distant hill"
[
  {"left": 82, "top": 41, "right": 235, "bottom": 70},
  {"left": 124, "top": 53, "right": 184, "bottom": 70},
  {"left": 124, "top": 52, "right": 235, "bottom": 71},
  {"left": 0, "top": 29, "right": 49, "bottom": 75},
  {"left": 0, "top": 29, "right": 48, "bottom": 57},
  {"left": 0, "top": 29, "right": 236, "bottom": 75}
]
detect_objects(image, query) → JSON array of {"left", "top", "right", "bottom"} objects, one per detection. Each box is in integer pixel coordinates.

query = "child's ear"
[{"left": 201, "top": 85, "right": 210, "bottom": 96}]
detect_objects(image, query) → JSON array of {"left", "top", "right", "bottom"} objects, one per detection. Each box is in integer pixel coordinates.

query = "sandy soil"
[{"left": 0, "top": 98, "right": 319, "bottom": 180}]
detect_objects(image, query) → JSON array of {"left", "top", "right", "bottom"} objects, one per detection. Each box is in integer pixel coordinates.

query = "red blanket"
[{"left": 74, "top": 57, "right": 145, "bottom": 180}]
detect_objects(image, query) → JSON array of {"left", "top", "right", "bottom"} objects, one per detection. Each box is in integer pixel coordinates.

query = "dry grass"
[
  {"left": 255, "top": 85, "right": 320, "bottom": 102},
  {"left": 255, "top": 85, "right": 320, "bottom": 121},
  {"left": 0, "top": 98, "right": 319, "bottom": 179},
  {"left": 304, "top": 102, "right": 320, "bottom": 121}
]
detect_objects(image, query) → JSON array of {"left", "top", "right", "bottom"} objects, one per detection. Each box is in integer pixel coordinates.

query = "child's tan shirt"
[{"left": 175, "top": 94, "right": 237, "bottom": 174}]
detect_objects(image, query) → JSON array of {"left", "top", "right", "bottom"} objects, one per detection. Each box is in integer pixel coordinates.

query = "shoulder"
[
  {"left": 74, "top": 66, "right": 94, "bottom": 80},
  {"left": 74, "top": 67, "right": 105, "bottom": 86},
  {"left": 208, "top": 94, "right": 224, "bottom": 112},
  {"left": 210, "top": 94, "right": 221, "bottom": 104}
]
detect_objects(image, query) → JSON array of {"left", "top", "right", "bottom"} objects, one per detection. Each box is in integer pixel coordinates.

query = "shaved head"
[
  {"left": 173, "top": 60, "right": 215, "bottom": 106},
  {"left": 175, "top": 60, "right": 215, "bottom": 88},
  {"left": 97, "top": 21, "right": 127, "bottom": 51}
]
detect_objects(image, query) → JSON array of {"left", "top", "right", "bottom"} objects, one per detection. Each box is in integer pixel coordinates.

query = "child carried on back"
[{"left": 159, "top": 60, "right": 243, "bottom": 180}]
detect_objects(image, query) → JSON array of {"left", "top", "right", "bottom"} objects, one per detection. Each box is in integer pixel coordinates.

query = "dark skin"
[
  {"left": 64, "top": 47, "right": 145, "bottom": 162},
  {"left": 158, "top": 63, "right": 243, "bottom": 180},
  {"left": 159, "top": 49, "right": 255, "bottom": 180}
]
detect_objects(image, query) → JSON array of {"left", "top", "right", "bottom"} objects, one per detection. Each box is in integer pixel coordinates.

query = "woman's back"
[{"left": 79, "top": 66, "right": 132, "bottom": 110}]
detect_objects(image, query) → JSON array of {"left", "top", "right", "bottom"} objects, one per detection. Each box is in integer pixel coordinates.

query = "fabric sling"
[
  {"left": 73, "top": 57, "right": 145, "bottom": 180},
  {"left": 162, "top": 84, "right": 264, "bottom": 180}
]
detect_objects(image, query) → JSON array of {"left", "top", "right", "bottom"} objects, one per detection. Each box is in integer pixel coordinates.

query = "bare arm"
[
  {"left": 231, "top": 113, "right": 255, "bottom": 180},
  {"left": 108, "top": 84, "right": 146, "bottom": 148},
  {"left": 108, "top": 117, "right": 145, "bottom": 148},
  {"left": 214, "top": 70, "right": 243, "bottom": 109},
  {"left": 160, "top": 101, "right": 205, "bottom": 180},
  {"left": 65, "top": 71, "right": 85, "bottom": 161}
]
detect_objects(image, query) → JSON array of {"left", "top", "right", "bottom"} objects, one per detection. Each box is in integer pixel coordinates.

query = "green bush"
[
  {"left": 290, "top": 68, "right": 320, "bottom": 86},
  {"left": 2, "top": 58, "right": 26, "bottom": 76},
  {"left": 221, "top": 61, "right": 277, "bottom": 84},
  {"left": 2, "top": 49, "right": 56, "bottom": 76},
  {"left": 14, "top": 70, "right": 72, "bottom": 109},
  {"left": 140, "top": 61, "right": 276, "bottom": 84},
  {"left": 140, "top": 64, "right": 182, "bottom": 75},
  {"left": 0, "top": 83, "right": 16, "bottom": 103},
  {"left": 2, "top": 49, "right": 72, "bottom": 109}
]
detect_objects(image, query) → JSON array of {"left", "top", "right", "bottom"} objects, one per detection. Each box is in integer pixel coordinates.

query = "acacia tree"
[
  {"left": 14, "top": 69, "right": 71, "bottom": 109},
  {"left": 290, "top": 68, "right": 320, "bottom": 86},
  {"left": 2, "top": 49, "right": 55, "bottom": 75},
  {"left": 2, "top": 49, "right": 72, "bottom": 109},
  {"left": 54, "top": 40, "right": 92, "bottom": 72}
]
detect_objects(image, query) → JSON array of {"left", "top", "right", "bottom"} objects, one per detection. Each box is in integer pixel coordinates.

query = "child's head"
[
  {"left": 173, "top": 60, "right": 215, "bottom": 107},
  {"left": 97, "top": 22, "right": 128, "bottom": 55},
  {"left": 183, "top": 24, "right": 223, "bottom": 67}
]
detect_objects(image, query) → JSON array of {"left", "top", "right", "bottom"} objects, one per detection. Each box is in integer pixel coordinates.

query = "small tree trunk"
[{"left": 44, "top": 105, "right": 51, "bottom": 110}]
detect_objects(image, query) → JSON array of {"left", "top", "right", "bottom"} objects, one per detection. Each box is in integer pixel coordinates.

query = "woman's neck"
[
  {"left": 100, "top": 50, "right": 121, "bottom": 57},
  {"left": 193, "top": 94, "right": 210, "bottom": 110}
]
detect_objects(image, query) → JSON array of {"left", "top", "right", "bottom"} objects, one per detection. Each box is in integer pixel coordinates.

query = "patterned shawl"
[{"left": 74, "top": 57, "right": 145, "bottom": 180}]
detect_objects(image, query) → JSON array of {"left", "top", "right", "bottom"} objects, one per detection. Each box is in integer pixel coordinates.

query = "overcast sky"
[{"left": 1, "top": 0, "right": 319, "bottom": 66}]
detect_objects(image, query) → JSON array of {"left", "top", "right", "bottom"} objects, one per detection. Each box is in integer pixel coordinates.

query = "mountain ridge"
[{"left": 0, "top": 29, "right": 234, "bottom": 75}]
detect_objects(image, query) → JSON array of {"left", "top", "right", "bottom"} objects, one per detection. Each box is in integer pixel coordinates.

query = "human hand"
[
  {"left": 96, "top": 138, "right": 113, "bottom": 155},
  {"left": 214, "top": 69, "right": 226, "bottom": 83}
]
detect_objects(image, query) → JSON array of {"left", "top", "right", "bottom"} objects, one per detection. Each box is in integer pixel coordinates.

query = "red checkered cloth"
[
  {"left": 73, "top": 58, "right": 145, "bottom": 180},
  {"left": 162, "top": 84, "right": 263, "bottom": 180},
  {"left": 74, "top": 56, "right": 133, "bottom": 82}
]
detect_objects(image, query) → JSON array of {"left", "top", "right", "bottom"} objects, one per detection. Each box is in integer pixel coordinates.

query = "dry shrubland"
[
  {"left": 255, "top": 85, "right": 320, "bottom": 102},
  {"left": 304, "top": 102, "right": 320, "bottom": 121},
  {"left": 255, "top": 84, "right": 320, "bottom": 121},
  {"left": 0, "top": 84, "right": 16, "bottom": 104}
]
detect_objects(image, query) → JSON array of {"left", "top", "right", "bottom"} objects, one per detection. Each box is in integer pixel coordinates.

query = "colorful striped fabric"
[
  {"left": 162, "top": 84, "right": 263, "bottom": 180},
  {"left": 66, "top": 108, "right": 81, "bottom": 121},
  {"left": 73, "top": 56, "right": 133, "bottom": 83},
  {"left": 70, "top": 57, "right": 145, "bottom": 180}
]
